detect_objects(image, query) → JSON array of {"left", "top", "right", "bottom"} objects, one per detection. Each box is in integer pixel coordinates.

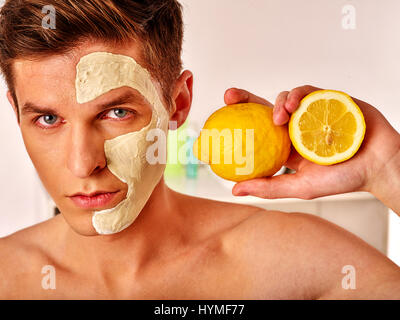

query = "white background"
[{"left": 0, "top": 0, "right": 399, "bottom": 263}]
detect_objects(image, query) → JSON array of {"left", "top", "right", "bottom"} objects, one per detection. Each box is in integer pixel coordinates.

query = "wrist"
[{"left": 366, "top": 134, "right": 400, "bottom": 212}]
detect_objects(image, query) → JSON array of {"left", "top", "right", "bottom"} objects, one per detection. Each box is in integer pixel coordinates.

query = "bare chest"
[{"left": 12, "top": 245, "right": 262, "bottom": 299}]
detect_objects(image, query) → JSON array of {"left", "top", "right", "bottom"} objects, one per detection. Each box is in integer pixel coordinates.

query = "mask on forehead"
[{"left": 75, "top": 52, "right": 169, "bottom": 235}]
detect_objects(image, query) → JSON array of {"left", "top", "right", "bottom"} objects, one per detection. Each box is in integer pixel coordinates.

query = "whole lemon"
[{"left": 193, "top": 103, "right": 291, "bottom": 182}]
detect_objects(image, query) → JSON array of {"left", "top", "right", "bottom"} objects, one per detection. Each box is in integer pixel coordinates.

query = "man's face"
[{"left": 10, "top": 41, "right": 165, "bottom": 235}]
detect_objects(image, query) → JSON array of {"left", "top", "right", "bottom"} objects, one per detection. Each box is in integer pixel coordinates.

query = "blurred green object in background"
[
  {"left": 164, "top": 119, "right": 200, "bottom": 180},
  {"left": 185, "top": 134, "right": 198, "bottom": 179},
  {"left": 164, "top": 120, "right": 187, "bottom": 179}
]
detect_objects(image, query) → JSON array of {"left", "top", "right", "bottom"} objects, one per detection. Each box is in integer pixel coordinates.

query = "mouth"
[{"left": 68, "top": 191, "right": 120, "bottom": 210}]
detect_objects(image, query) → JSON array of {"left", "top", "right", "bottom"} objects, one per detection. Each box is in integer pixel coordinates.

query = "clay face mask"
[{"left": 75, "top": 52, "right": 169, "bottom": 234}]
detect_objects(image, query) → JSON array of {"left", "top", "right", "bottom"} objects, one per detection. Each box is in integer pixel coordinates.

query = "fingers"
[
  {"left": 232, "top": 173, "right": 316, "bottom": 199},
  {"left": 273, "top": 91, "right": 290, "bottom": 125},
  {"left": 226, "top": 86, "right": 323, "bottom": 127},
  {"left": 273, "top": 85, "right": 322, "bottom": 126},
  {"left": 285, "top": 85, "right": 322, "bottom": 112},
  {"left": 224, "top": 88, "right": 274, "bottom": 107}
]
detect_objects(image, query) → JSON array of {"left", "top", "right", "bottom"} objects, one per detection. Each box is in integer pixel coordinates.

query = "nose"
[{"left": 66, "top": 124, "right": 107, "bottom": 178}]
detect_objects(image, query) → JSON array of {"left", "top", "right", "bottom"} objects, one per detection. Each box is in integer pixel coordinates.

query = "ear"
[
  {"left": 170, "top": 70, "right": 193, "bottom": 129},
  {"left": 6, "top": 90, "right": 20, "bottom": 125}
]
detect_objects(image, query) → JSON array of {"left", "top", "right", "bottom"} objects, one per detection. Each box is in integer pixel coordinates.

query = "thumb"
[{"left": 232, "top": 172, "right": 315, "bottom": 200}]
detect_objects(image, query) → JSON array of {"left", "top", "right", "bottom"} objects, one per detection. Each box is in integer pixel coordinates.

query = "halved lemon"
[{"left": 288, "top": 90, "right": 366, "bottom": 165}]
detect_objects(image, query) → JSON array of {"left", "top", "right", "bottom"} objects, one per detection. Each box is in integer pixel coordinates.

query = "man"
[{"left": 0, "top": 0, "right": 399, "bottom": 299}]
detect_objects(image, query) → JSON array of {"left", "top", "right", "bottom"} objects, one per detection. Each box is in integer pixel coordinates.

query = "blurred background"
[{"left": 0, "top": 0, "right": 399, "bottom": 264}]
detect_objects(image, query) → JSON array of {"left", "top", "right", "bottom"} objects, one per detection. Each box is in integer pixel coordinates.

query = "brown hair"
[{"left": 0, "top": 0, "right": 184, "bottom": 111}]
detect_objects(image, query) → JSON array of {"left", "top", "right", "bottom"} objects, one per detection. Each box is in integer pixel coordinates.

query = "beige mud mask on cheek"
[{"left": 75, "top": 52, "right": 169, "bottom": 234}]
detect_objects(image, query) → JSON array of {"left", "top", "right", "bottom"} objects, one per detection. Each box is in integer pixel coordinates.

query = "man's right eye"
[{"left": 35, "top": 114, "right": 62, "bottom": 129}]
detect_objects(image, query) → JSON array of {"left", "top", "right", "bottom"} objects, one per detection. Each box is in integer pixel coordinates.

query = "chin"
[{"left": 58, "top": 207, "right": 100, "bottom": 236}]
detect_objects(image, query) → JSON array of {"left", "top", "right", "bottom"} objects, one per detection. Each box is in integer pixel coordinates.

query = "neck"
[{"left": 63, "top": 178, "right": 186, "bottom": 276}]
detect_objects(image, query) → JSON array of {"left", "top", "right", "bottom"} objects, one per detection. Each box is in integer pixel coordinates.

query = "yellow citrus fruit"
[
  {"left": 288, "top": 90, "right": 366, "bottom": 165},
  {"left": 193, "top": 103, "right": 291, "bottom": 182}
]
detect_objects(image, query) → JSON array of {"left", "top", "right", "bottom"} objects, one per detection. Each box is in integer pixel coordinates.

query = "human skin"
[
  {"left": 230, "top": 86, "right": 400, "bottom": 216},
  {"left": 0, "top": 40, "right": 400, "bottom": 299}
]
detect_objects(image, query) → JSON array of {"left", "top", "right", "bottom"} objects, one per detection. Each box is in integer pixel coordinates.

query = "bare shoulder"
[
  {"left": 174, "top": 192, "right": 268, "bottom": 239},
  {"left": 0, "top": 214, "right": 62, "bottom": 250},
  {"left": 224, "top": 209, "right": 400, "bottom": 299},
  {"left": 175, "top": 193, "right": 400, "bottom": 299},
  {"left": 0, "top": 216, "right": 62, "bottom": 299}
]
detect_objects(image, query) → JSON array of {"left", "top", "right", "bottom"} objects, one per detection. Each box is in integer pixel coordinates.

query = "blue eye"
[
  {"left": 104, "top": 108, "right": 135, "bottom": 120},
  {"left": 43, "top": 114, "right": 58, "bottom": 124},
  {"left": 113, "top": 109, "right": 128, "bottom": 118},
  {"left": 36, "top": 114, "right": 60, "bottom": 128}
]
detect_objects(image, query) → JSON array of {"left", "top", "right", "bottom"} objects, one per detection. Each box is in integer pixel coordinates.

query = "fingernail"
[{"left": 236, "top": 191, "right": 249, "bottom": 196}]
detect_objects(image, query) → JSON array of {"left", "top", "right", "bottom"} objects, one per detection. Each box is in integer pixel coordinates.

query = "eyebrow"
[{"left": 21, "top": 91, "right": 146, "bottom": 116}]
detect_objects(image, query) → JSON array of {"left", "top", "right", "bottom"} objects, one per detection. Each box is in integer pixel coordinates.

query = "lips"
[{"left": 69, "top": 191, "right": 119, "bottom": 209}]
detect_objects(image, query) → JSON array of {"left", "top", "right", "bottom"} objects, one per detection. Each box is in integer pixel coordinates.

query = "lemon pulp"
[{"left": 289, "top": 90, "right": 366, "bottom": 165}]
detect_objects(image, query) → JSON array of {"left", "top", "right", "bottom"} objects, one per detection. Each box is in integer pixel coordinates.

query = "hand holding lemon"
[{"left": 195, "top": 86, "right": 400, "bottom": 214}]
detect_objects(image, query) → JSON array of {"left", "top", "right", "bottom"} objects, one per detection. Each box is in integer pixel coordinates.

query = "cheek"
[{"left": 21, "top": 127, "right": 65, "bottom": 186}]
